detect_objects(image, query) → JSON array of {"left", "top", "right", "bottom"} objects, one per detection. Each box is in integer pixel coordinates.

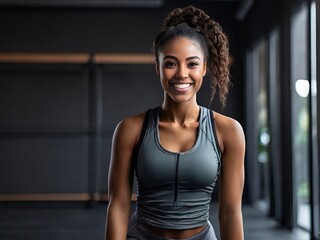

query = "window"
[
  {"left": 268, "top": 28, "right": 282, "bottom": 220},
  {"left": 253, "top": 40, "right": 270, "bottom": 212},
  {"left": 310, "top": 0, "right": 319, "bottom": 237},
  {"left": 290, "top": 2, "right": 311, "bottom": 230}
]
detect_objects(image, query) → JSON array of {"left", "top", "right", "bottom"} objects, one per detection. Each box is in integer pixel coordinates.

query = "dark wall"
[
  {"left": 0, "top": 1, "right": 238, "bottom": 53},
  {"left": 0, "top": 1, "right": 243, "bottom": 197}
]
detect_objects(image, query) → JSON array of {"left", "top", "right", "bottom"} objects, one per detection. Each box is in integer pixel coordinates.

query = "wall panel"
[
  {"left": 0, "top": 65, "right": 89, "bottom": 131},
  {"left": 0, "top": 64, "right": 90, "bottom": 196},
  {"left": 0, "top": 136, "right": 89, "bottom": 193}
]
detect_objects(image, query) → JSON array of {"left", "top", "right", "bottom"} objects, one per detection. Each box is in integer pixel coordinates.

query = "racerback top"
[{"left": 133, "top": 106, "right": 221, "bottom": 229}]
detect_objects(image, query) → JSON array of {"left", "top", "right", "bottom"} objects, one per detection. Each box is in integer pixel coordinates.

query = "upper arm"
[
  {"left": 216, "top": 115, "right": 245, "bottom": 213},
  {"left": 108, "top": 114, "right": 144, "bottom": 207}
]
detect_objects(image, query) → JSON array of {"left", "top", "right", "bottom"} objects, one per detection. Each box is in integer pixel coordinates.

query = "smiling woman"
[
  {"left": 105, "top": 5, "right": 245, "bottom": 240},
  {"left": 156, "top": 36, "right": 206, "bottom": 105}
]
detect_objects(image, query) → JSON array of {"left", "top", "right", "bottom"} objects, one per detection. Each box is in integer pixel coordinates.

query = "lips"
[
  {"left": 171, "top": 83, "right": 192, "bottom": 92},
  {"left": 174, "top": 83, "right": 191, "bottom": 89}
]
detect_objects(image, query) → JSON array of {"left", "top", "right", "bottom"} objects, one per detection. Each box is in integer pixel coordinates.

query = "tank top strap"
[
  {"left": 200, "top": 107, "right": 222, "bottom": 157},
  {"left": 133, "top": 107, "right": 160, "bottom": 168},
  {"left": 133, "top": 108, "right": 153, "bottom": 169}
]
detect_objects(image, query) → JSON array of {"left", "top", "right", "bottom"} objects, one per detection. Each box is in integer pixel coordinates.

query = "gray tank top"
[{"left": 134, "top": 106, "right": 221, "bottom": 229}]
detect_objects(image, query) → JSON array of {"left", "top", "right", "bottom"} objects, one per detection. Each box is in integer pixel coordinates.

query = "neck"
[{"left": 160, "top": 99, "right": 200, "bottom": 124}]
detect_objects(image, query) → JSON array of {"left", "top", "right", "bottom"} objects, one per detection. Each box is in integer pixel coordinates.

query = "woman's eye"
[
  {"left": 188, "top": 62, "right": 199, "bottom": 68},
  {"left": 164, "top": 61, "right": 176, "bottom": 68}
]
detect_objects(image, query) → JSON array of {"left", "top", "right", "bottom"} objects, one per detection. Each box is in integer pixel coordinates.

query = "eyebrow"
[{"left": 163, "top": 55, "right": 201, "bottom": 61}]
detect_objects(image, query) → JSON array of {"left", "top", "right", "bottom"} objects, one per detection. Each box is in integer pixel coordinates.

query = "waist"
[
  {"left": 136, "top": 202, "right": 210, "bottom": 230},
  {"left": 143, "top": 222, "right": 208, "bottom": 239}
]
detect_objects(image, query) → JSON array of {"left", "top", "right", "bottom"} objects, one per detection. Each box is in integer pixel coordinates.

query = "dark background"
[
  {"left": 0, "top": 0, "right": 244, "bottom": 198},
  {"left": 0, "top": 0, "right": 305, "bottom": 206}
]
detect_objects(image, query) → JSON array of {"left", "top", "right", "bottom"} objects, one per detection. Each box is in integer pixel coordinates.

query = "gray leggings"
[{"left": 127, "top": 212, "right": 217, "bottom": 240}]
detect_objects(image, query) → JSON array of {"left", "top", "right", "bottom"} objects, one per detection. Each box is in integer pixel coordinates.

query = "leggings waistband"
[{"left": 127, "top": 211, "right": 217, "bottom": 240}]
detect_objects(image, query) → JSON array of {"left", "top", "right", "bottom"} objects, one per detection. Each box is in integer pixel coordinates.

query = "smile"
[{"left": 172, "top": 83, "right": 192, "bottom": 90}]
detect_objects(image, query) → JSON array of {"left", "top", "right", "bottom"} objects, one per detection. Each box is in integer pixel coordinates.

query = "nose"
[{"left": 175, "top": 65, "right": 188, "bottom": 79}]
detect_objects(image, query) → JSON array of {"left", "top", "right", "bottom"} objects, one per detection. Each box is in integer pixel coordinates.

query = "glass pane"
[
  {"left": 253, "top": 40, "right": 270, "bottom": 212},
  {"left": 290, "top": 3, "right": 311, "bottom": 230},
  {"left": 310, "top": 0, "right": 319, "bottom": 236},
  {"left": 269, "top": 28, "right": 282, "bottom": 220},
  {"left": 245, "top": 49, "right": 260, "bottom": 203}
]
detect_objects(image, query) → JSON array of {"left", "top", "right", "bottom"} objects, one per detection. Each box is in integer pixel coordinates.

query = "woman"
[{"left": 106, "top": 5, "right": 245, "bottom": 240}]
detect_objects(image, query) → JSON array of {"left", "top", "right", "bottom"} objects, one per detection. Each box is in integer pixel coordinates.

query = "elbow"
[{"left": 219, "top": 206, "right": 242, "bottom": 219}]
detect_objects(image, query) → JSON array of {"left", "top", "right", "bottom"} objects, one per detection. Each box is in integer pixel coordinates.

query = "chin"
[{"left": 171, "top": 97, "right": 195, "bottom": 104}]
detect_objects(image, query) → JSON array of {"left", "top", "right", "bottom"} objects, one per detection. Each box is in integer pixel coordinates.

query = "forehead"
[{"left": 158, "top": 37, "right": 205, "bottom": 59}]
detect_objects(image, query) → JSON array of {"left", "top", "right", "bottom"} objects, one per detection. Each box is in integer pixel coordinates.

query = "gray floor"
[{"left": 0, "top": 202, "right": 310, "bottom": 240}]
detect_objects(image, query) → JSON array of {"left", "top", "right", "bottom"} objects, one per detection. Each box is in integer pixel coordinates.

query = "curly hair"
[{"left": 153, "top": 5, "right": 231, "bottom": 107}]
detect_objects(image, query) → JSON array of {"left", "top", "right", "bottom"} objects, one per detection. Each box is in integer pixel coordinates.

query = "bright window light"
[{"left": 295, "top": 79, "right": 310, "bottom": 97}]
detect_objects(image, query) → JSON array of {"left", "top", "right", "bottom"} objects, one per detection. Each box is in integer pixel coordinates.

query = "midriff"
[{"left": 144, "top": 223, "right": 207, "bottom": 239}]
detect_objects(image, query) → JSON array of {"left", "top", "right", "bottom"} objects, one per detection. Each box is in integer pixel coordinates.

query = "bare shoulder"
[
  {"left": 213, "top": 112, "right": 244, "bottom": 136},
  {"left": 113, "top": 111, "right": 146, "bottom": 147},
  {"left": 116, "top": 112, "right": 145, "bottom": 133},
  {"left": 213, "top": 112, "right": 245, "bottom": 153}
]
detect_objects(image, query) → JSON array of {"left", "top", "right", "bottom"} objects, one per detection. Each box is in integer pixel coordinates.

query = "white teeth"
[{"left": 174, "top": 83, "right": 191, "bottom": 89}]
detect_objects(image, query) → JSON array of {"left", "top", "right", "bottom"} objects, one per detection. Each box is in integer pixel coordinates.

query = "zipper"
[{"left": 174, "top": 153, "right": 180, "bottom": 202}]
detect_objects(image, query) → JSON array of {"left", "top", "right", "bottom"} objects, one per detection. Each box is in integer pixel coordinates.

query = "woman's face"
[{"left": 156, "top": 37, "right": 207, "bottom": 104}]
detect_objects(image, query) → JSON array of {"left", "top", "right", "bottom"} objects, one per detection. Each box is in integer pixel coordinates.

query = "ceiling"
[
  {"left": 0, "top": 0, "right": 251, "bottom": 21},
  {"left": 0, "top": 0, "right": 242, "bottom": 7}
]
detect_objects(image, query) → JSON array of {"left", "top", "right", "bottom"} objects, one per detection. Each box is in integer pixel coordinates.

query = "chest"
[
  {"left": 158, "top": 122, "right": 199, "bottom": 153},
  {"left": 136, "top": 129, "right": 219, "bottom": 189}
]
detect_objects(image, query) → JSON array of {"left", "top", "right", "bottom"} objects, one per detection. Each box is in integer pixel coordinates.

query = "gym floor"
[{"left": 0, "top": 202, "right": 309, "bottom": 240}]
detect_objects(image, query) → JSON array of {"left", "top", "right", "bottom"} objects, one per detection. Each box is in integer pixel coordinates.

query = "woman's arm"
[
  {"left": 216, "top": 114, "right": 245, "bottom": 240},
  {"left": 105, "top": 114, "right": 144, "bottom": 240}
]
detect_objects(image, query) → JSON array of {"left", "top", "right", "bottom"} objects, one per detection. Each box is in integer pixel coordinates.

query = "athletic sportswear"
[
  {"left": 133, "top": 106, "right": 221, "bottom": 229},
  {"left": 127, "top": 211, "right": 217, "bottom": 240}
]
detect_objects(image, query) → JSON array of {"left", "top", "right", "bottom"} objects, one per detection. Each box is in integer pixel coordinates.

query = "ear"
[
  {"left": 155, "top": 59, "right": 160, "bottom": 75},
  {"left": 203, "top": 61, "right": 207, "bottom": 77}
]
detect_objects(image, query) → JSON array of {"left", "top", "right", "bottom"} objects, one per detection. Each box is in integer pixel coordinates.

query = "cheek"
[
  {"left": 192, "top": 70, "right": 205, "bottom": 80},
  {"left": 160, "top": 69, "right": 174, "bottom": 80}
]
